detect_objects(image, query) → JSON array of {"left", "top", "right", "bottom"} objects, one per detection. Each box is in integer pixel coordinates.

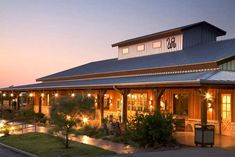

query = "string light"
[
  {"left": 55, "top": 93, "right": 59, "bottom": 97},
  {"left": 71, "top": 93, "right": 75, "bottom": 97},
  {"left": 29, "top": 93, "right": 34, "bottom": 97}
]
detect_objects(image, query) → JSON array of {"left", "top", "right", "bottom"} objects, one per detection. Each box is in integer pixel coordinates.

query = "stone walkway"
[{"left": 71, "top": 135, "right": 137, "bottom": 154}]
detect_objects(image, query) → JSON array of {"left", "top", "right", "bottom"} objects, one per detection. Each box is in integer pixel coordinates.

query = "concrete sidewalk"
[{"left": 120, "top": 148, "right": 235, "bottom": 157}]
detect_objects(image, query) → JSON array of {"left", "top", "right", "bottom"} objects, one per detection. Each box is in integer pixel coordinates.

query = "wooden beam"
[{"left": 153, "top": 88, "right": 165, "bottom": 112}]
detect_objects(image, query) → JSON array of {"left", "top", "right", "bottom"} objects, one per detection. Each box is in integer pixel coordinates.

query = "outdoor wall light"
[
  {"left": 87, "top": 93, "right": 91, "bottom": 97},
  {"left": 41, "top": 93, "right": 45, "bottom": 97},
  {"left": 205, "top": 92, "right": 212, "bottom": 100},
  {"left": 10, "top": 93, "right": 14, "bottom": 97},
  {"left": 149, "top": 98, "right": 153, "bottom": 105},
  {"left": 2, "top": 93, "right": 6, "bottom": 97},
  {"left": 19, "top": 93, "right": 23, "bottom": 97}
]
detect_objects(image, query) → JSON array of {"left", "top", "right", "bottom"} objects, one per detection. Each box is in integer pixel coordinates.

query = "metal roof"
[
  {"left": 112, "top": 21, "right": 226, "bottom": 47},
  {"left": 3, "top": 71, "right": 235, "bottom": 91},
  {"left": 38, "top": 38, "right": 235, "bottom": 82}
]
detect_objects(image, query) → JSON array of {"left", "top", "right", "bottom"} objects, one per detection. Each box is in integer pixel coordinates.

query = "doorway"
[{"left": 221, "top": 94, "right": 232, "bottom": 136}]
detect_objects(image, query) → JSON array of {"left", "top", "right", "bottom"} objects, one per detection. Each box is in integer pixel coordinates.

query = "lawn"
[{"left": 0, "top": 133, "right": 115, "bottom": 157}]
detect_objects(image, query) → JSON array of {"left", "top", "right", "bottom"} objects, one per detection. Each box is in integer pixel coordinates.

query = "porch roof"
[{"left": 2, "top": 71, "right": 235, "bottom": 91}]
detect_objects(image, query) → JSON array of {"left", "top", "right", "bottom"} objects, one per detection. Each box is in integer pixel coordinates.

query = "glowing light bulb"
[
  {"left": 205, "top": 93, "right": 211, "bottom": 100},
  {"left": 41, "top": 93, "right": 45, "bottom": 97},
  {"left": 55, "top": 93, "right": 59, "bottom": 97}
]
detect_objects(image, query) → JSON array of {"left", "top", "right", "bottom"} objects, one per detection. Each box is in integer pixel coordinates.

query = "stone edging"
[{"left": 0, "top": 142, "right": 38, "bottom": 157}]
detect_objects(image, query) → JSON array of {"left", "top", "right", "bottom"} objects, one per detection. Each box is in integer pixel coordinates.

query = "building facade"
[{"left": 1, "top": 21, "right": 235, "bottom": 136}]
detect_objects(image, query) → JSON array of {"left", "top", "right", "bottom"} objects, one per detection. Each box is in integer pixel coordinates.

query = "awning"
[{"left": 1, "top": 71, "right": 235, "bottom": 91}]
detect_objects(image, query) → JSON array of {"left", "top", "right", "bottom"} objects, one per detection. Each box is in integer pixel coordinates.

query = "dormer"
[{"left": 112, "top": 21, "right": 226, "bottom": 60}]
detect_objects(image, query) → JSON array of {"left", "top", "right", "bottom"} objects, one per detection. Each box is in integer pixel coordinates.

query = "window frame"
[{"left": 152, "top": 41, "right": 162, "bottom": 49}]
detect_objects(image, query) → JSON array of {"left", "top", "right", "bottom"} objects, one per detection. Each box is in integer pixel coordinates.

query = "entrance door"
[{"left": 221, "top": 94, "right": 232, "bottom": 136}]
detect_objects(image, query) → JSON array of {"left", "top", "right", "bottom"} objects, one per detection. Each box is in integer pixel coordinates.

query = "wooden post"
[
  {"left": 120, "top": 89, "right": 131, "bottom": 124},
  {"left": 97, "top": 90, "right": 106, "bottom": 125},
  {"left": 17, "top": 95, "right": 20, "bottom": 110},
  {"left": 198, "top": 88, "right": 208, "bottom": 126},
  {"left": 39, "top": 96, "right": 42, "bottom": 113},
  {"left": 153, "top": 88, "right": 165, "bottom": 112}
]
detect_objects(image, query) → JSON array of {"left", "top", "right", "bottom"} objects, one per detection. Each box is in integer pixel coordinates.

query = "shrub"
[{"left": 125, "top": 111, "right": 175, "bottom": 147}]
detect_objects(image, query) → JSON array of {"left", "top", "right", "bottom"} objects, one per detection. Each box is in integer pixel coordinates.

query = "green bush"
[{"left": 125, "top": 111, "right": 175, "bottom": 147}]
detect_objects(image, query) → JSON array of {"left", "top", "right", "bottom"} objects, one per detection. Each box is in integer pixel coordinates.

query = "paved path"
[
  {"left": 0, "top": 145, "right": 28, "bottom": 157},
  {"left": 119, "top": 148, "right": 235, "bottom": 157},
  {"left": 70, "top": 135, "right": 138, "bottom": 154}
]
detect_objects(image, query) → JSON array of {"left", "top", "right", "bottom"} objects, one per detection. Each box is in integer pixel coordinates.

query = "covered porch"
[{"left": 1, "top": 70, "right": 235, "bottom": 137}]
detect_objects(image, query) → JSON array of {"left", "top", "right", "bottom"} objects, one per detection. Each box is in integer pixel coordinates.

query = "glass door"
[{"left": 221, "top": 94, "right": 232, "bottom": 136}]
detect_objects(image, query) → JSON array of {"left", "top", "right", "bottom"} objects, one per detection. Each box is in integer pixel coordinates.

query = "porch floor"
[{"left": 176, "top": 132, "right": 235, "bottom": 148}]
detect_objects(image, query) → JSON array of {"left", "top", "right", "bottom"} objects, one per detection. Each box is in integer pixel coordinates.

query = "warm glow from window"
[
  {"left": 137, "top": 44, "right": 145, "bottom": 51},
  {"left": 153, "top": 41, "right": 161, "bottom": 48},
  {"left": 66, "top": 115, "right": 71, "bottom": 120},
  {"left": 83, "top": 117, "right": 88, "bottom": 123},
  {"left": 122, "top": 48, "right": 129, "bottom": 54}
]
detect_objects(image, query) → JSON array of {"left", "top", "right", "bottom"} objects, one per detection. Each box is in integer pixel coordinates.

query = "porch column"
[
  {"left": 97, "top": 90, "right": 106, "bottom": 125},
  {"left": 121, "top": 89, "right": 131, "bottom": 124},
  {"left": 39, "top": 94, "right": 42, "bottom": 113},
  {"left": 198, "top": 88, "right": 208, "bottom": 126},
  {"left": 153, "top": 88, "right": 165, "bottom": 112},
  {"left": 17, "top": 95, "right": 20, "bottom": 110}
]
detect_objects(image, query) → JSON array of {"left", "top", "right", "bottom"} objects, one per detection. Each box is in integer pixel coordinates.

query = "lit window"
[
  {"left": 122, "top": 48, "right": 129, "bottom": 54},
  {"left": 153, "top": 41, "right": 161, "bottom": 48},
  {"left": 137, "top": 44, "right": 145, "bottom": 51}
]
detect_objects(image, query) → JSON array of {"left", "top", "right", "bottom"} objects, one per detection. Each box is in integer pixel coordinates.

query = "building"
[{"left": 1, "top": 21, "right": 235, "bottom": 136}]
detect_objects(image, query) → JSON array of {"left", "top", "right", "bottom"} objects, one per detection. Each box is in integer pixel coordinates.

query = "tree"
[{"left": 50, "top": 95, "right": 95, "bottom": 148}]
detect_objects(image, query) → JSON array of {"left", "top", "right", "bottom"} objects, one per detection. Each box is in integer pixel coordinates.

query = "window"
[
  {"left": 173, "top": 94, "right": 189, "bottom": 116},
  {"left": 152, "top": 41, "right": 161, "bottom": 49},
  {"left": 104, "top": 94, "right": 110, "bottom": 110},
  {"left": 222, "top": 94, "right": 231, "bottom": 120},
  {"left": 122, "top": 48, "right": 129, "bottom": 54},
  {"left": 127, "top": 93, "right": 148, "bottom": 112},
  {"left": 137, "top": 44, "right": 145, "bottom": 51}
]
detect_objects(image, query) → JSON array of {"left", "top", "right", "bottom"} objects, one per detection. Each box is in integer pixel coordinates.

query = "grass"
[{"left": 0, "top": 133, "right": 115, "bottom": 157}]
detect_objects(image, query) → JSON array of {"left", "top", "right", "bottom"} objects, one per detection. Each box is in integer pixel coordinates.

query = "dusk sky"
[{"left": 1, "top": 0, "right": 235, "bottom": 87}]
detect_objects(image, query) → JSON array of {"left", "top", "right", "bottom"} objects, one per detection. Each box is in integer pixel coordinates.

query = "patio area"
[{"left": 176, "top": 132, "right": 235, "bottom": 148}]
